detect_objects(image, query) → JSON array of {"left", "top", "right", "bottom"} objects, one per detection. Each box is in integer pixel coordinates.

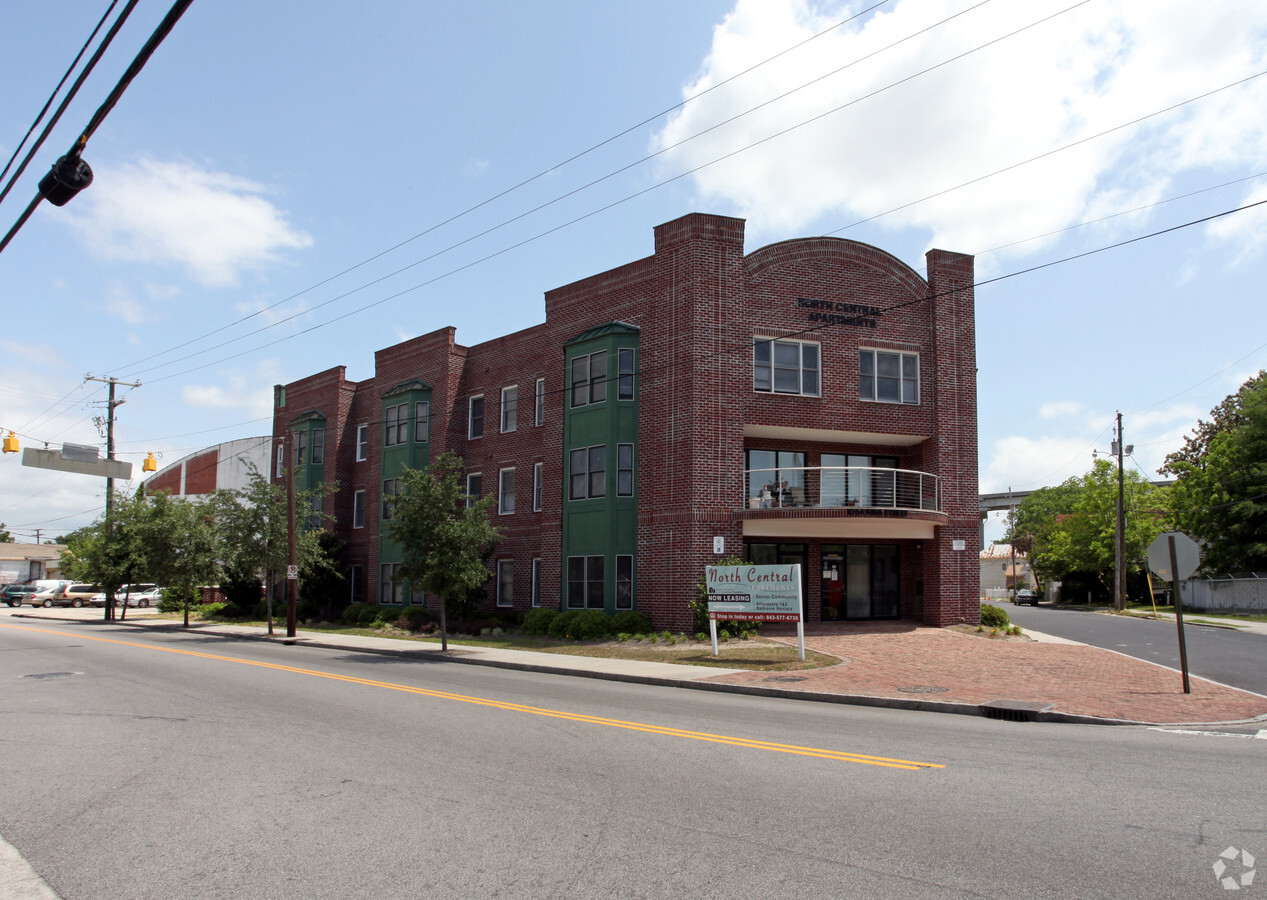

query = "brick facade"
[{"left": 271, "top": 213, "right": 980, "bottom": 629}]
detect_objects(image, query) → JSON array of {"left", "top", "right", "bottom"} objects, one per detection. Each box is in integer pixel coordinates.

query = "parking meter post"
[{"left": 1169, "top": 535, "right": 1191, "bottom": 694}]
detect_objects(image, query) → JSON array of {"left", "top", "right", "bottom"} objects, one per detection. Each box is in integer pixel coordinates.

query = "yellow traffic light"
[
  {"left": 2, "top": 432, "right": 18, "bottom": 454},
  {"left": 142, "top": 452, "right": 158, "bottom": 473}
]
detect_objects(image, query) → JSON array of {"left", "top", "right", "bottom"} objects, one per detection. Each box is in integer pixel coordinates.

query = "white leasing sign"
[{"left": 704, "top": 564, "right": 804, "bottom": 660}]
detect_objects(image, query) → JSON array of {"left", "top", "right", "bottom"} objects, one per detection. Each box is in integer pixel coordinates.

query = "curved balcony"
[{"left": 743, "top": 466, "right": 941, "bottom": 513}]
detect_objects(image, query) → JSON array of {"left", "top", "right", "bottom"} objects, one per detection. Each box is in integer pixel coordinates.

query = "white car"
[{"left": 89, "top": 584, "right": 162, "bottom": 608}]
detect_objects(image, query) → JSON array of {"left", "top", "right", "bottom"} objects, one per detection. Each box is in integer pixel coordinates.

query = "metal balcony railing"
[{"left": 744, "top": 466, "right": 942, "bottom": 512}]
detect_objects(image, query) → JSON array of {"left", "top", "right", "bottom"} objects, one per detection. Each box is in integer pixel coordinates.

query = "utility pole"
[
  {"left": 286, "top": 429, "right": 297, "bottom": 638},
  {"left": 87, "top": 375, "right": 140, "bottom": 621},
  {"left": 1114, "top": 411, "right": 1126, "bottom": 612}
]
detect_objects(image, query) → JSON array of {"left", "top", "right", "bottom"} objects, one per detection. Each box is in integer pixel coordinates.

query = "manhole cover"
[
  {"left": 22, "top": 672, "right": 82, "bottom": 680},
  {"left": 898, "top": 685, "right": 948, "bottom": 694},
  {"left": 765, "top": 675, "right": 807, "bottom": 683}
]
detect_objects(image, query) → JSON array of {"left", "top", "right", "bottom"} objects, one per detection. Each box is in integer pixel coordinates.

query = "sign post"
[
  {"left": 704, "top": 564, "right": 804, "bottom": 660},
  {"left": 1147, "top": 531, "right": 1200, "bottom": 694}
]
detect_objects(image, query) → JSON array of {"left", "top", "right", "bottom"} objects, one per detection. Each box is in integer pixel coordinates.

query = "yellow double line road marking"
[{"left": 4, "top": 623, "right": 945, "bottom": 770}]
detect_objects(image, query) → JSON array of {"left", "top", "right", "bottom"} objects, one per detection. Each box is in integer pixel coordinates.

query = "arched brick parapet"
[{"left": 744, "top": 237, "right": 929, "bottom": 300}]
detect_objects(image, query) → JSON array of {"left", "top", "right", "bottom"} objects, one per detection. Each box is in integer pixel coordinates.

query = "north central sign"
[{"left": 704, "top": 564, "right": 805, "bottom": 659}]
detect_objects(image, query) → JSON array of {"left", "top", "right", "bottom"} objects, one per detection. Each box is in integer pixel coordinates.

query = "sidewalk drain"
[
  {"left": 764, "top": 675, "right": 807, "bottom": 683},
  {"left": 980, "top": 700, "right": 1048, "bottom": 722},
  {"left": 898, "top": 685, "right": 949, "bottom": 694}
]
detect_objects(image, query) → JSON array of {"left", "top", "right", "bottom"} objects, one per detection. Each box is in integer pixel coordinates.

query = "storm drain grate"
[
  {"left": 981, "top": 700, "right": 1048, "bottom": 722},
  {"left": 898, "top": 685, "right": 949, "bottom": 694},
  {"left": 764, "top": 675, "right": 807, "bottom": 683}
]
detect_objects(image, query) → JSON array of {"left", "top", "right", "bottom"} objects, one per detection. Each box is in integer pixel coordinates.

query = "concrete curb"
[{"left": 15, "top": 613, "right": 1267, "bottom": 729}]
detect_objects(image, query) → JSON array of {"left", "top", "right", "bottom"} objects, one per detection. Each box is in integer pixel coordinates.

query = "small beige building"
[
  {"left": 0, "top": 543, "right": 66, "bottom": 584},
  {"left": 979, "top": 543, "right": 1033, "bottom": 596}
]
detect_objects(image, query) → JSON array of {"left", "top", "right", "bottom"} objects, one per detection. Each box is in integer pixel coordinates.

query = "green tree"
[
  {"left": 1008, "top": 460, "right": 1167, "bottom": 601},
  {"left": 1164, "top": 371, "right": 1267, "bottom": 573},
  {"left": 0, "top": 523, "right": 12, "bottom": 542},
  {"left": 385, "top": 451, "right": 501, "bottom": 650},
  {"left": 60, "top": 489, "right": 153, "bottom": 620},
  {"left": 135, "top": 490, "right": 221, "bottom": 627},
  {"left": 206, "top": 468, "right": 338, "bottom": 618}
]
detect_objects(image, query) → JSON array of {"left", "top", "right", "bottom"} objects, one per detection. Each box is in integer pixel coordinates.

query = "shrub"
[
  {"left": 565, "top": 610, "right": 613, "bottom": 641},
  {"left": 197, "top": 601, "right": 231, "bottom": 620},
  {"left": 395, "top": 606, "right": 433, "bottom": 632},
  {"left": 610, "top": 610, "right": 652, "bottom": 635},
  {"left": 980, "top": 604, "right": 1010, "bottom": 628},
  {"left": 522, "top": 607, "right": 559, "bottom": 636},
  {"left": 341, "top": 602, "right": 373, "bottom": 626},
  {"left": 547, "top": 610, "right": 581, "bottom": 639},
  {"left": 157, "top": 588, "right": 184, "bottom": 613},
  {"left": 359, "top": 606, "right": 383, "bottom": 626},
  {"left": 373, "top": 606, "right": 400, "bottom": 626}
]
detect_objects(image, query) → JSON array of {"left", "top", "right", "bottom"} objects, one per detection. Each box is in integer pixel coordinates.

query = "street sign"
[
  {"left": 1147, "top": 532, "right": 1200, "bottom": 581},
  {"left": 22, "top": 446, "right": 132, "bottom": 479},
  {"left": 286, "top": 565, "right": 298, "bottom": 580}
]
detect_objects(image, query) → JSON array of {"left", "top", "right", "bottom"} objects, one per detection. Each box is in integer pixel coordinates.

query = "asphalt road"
[
  {"left": 1001, "top": 602, "right": 1267, "bottom": 696},
  {"left": 1, "top": 616, "right": 1264, "bottom": 899}
]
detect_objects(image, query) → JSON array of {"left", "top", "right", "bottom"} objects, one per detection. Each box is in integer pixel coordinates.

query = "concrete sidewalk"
[{"left": 10, "top": 609, "right": 1267, "bottom": 727}]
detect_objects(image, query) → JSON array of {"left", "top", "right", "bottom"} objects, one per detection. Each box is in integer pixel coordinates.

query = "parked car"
[
  {"left": 52, "top": 584, "right": 101, "bottom": 608},
  {"left": 1012, "top": 588, "right": 1041, "bottom": 606},
  {"left": 89, "top": 584, "right": 161, "bottom": 608},
  {"left": 1, "top": 583, "right": 40, "bottom": 607},
  {"left": 29, "top": 580, "right": 73, "bottom": 607}
]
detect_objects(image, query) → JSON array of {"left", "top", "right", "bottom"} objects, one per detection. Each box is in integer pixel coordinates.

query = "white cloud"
[
  {"left": 181, "top": 360, "right": 280, "bottom": 421},
  {"left": 1038, "top": 400, "right": 1084, "bottom": 419},
  {"left": 66, "top": 158, "right": 313, "bottom": 287},
  {"left": 654, "top": 0, "right": 1267, "bottom": 258}
]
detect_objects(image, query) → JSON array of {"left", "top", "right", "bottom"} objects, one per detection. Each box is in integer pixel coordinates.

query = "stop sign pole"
[{"left": 1148, "top": 531, "right": 1200, "bottom": 694}]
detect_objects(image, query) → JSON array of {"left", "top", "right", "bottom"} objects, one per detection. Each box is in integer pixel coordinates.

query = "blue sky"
[{"left": 2, "top": 0, "right": 1265, "bottom": 544}]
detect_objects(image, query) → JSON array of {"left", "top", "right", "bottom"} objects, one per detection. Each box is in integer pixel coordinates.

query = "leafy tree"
[
  {"left": 60, "top": 489, "right": 152, "bottom": 620},
  {"left": 1007, "top": 459, "right": 1167, "bottom": 601},
  {"left": 1163, "top": 371, "right": 1267, "bottom": 573},
  {"left": 298, "top": 529, "right": 347, "bottom": 622},
  {"left": 385, "top": 451, "right": 501, "bottom": 650},
  {"left": 205, "top": 468, "right": 338, "bottom": 618},
  {"left": 134, "top": 490, "right": 221, "bottom": 627},
  {"left": 0, "top": 522, "right": 12, "bottom": 542}
]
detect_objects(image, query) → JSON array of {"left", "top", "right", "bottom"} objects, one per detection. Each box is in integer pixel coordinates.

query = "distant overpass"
[{"left": 979, "top": 482, "right": 1174, "bottom": 514}]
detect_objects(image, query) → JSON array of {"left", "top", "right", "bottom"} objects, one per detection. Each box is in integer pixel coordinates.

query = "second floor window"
[
  {"left": 499, "top": 467, "right": 516, "bottom": 515},
  {"left": 382, "top": 478, "right": 399, "bottom": 520},
  {"left": 618, "top": 348, "right": 635, "bottom": 400},
  {"left": 311, "top": 428, "right": 324, "bottom": 465},
  {"left": 356, "top": 424, "right": 368, "bottom": 461},
  {"left": 535, "top": 378, "right": 545, "bottom": 426},
  {"left": 294, "top": 430, "right": 307, "bottom": 465},
  {"left": 466, "top": 472, "right": 482, "bottom": 509},
  {"left": 385, "top": 403, "right": 408, "bottom": 446},
  {"left": 569, "top": 445, "right": 606, "bottom": 500},
  {"left": 353, "top": 490, "right": 366, "bottom": 528},
  {"left": 617, "top": 444, "right": 634, "bottom": 496},
  {"left": 533, "top": 462, "right": 543, "bottom": 512}
]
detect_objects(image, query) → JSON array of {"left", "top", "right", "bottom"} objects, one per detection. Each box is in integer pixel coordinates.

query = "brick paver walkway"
[{"left": 706, "top": 623, "right": 1267, "bottom": 725}]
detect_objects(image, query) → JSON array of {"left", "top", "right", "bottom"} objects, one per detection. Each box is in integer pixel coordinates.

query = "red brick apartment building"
[{"left": 271, "top": 212, "right": 979, "bottom": 630}]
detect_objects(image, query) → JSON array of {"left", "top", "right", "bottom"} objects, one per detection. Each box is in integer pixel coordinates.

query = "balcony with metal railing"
[{"left": 742, "top": 466, "right": 942, "bottom": 513}]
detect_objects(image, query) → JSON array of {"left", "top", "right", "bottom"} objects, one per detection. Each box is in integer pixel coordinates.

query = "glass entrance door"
[
  {"left": 833, "top": 544, "right": 901, "bottom": 620},
  {"left": 821, "top": 549, "right": 844, "bottom": 620}
]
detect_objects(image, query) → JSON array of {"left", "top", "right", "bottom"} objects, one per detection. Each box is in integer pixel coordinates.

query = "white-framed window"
[
  {"left": 275, "top": 442, "right": 284, "bottom": 478},
  {"left": 534, "top": 378, "right": 545, "bottom": 426},
  {"left": 618, "top": 348, "right": 635, "bottom": 400},
  {"left": 353, "top": 490, "right": 366, "bottom": 528},
  {"left": 531, "top": 558, "right": 542, "bottom": 607},
  {"left": 566, "top": 555, "right": 605, "bottom": 609},
  {"left": 356, "top": 424, "right": 368, "bottom": 461},
  {"left": 569, "top": 445, "right": 605, "bottom": 500},
  {"left": 414, "top": 401, "right": 430, "bottom": 443},
  {"left": 860, "top": 349, "right": 919, "bottom": 404},
  {"left": 570, "top": 350, "right": 607, "bottom": 408},
  {"left": 499, "top": 467, "right": 516, "bottom": 515},
  {"left": 466, "top": 472, "right": 482, "bottom": 509},
  {"left": 501, "top": 386, "right": 517, "bottom": 433},
  {"left": 496, "top": 559, "right": 513, "bottom": 608},
  {"left": 754, "top": 338, "right": 821, "bottom": 396},
  {"left": 311, "top": 428, "right": 325, "bottom": 465},
  {"left": 382, "top": 478, "right": 399, "bottom": 520},
  {"left": 469, "top": 395, "right": 484, "bottom": 439},
  {"left": 616, "top": 555, "right": 633, "bottom": 610},
  {"left": 533, "top": 461, "right": 543, "bottom": 512},
  {"left": 617, "top": 444, "right": 634, "bottom": 497},
  {"left": 385, "top": 403, "right": 408, "bottom": 446}
]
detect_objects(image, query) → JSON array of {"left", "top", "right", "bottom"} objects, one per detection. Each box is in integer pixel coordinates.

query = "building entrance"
[{"left": 821, "top": 544, "right": 899, "bottom": 620}]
